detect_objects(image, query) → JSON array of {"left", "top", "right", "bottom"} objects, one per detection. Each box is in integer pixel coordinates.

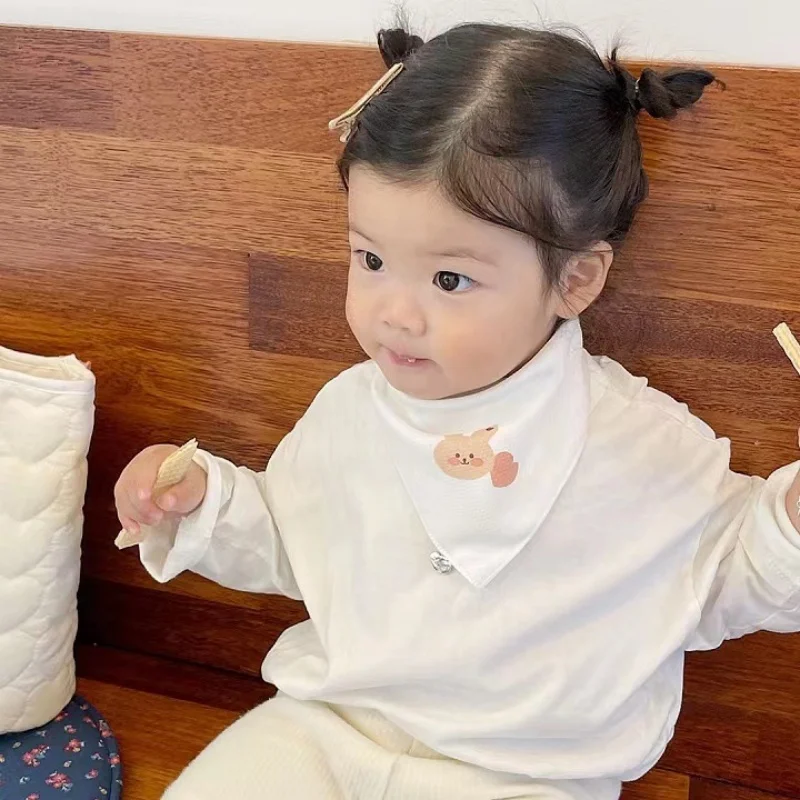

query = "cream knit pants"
[{"left": 163, "top": 693, "right": 622, "bottom": 800}]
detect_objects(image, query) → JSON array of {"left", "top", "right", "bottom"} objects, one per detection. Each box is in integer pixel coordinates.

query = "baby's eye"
[
  {"left": 435, "top": 271, "right": 474, "bottom": 293},
  {"left": 359, "top": 251, "right": 384, "bottom": 272}
]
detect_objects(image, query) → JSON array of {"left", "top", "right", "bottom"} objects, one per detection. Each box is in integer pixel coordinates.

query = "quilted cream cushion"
[{"left": 0, "top": 345, "right": 95, "bottom": 734}]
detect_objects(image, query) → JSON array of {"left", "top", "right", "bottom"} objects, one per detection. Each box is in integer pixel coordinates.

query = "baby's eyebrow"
[
  {"left": 427, "top": 246, "right": 496, "bottom": 264},
  {"left": 348, "top": 225, "right": 374, "bottom": 241},
  {"left": 349, "top": 226, "right": 496, "bottom": 265}
]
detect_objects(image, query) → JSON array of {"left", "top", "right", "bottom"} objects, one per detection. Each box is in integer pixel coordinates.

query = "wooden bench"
[{"left": 2, "top": 24, "right": 800, "bottom": 799}]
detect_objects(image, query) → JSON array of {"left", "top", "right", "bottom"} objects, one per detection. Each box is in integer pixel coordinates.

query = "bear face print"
[{"left": 433, "top": 426, "right": 519, "bottom": 488}]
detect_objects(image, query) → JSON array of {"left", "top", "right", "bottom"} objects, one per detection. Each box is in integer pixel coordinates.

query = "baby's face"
[{"left": 345, "top": 165, "right": 563, "bottom": 400}]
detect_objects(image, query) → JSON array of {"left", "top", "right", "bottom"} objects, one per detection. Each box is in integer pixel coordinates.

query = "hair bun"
[
  {"left": 636, "top": 66, "right": 718, "bottom": 119},
  {"left": 608, "top": 49, "right": 718, "bottom": 120},
  {"left": 377, "top": 27, "right": 425, "bottom": 68}
]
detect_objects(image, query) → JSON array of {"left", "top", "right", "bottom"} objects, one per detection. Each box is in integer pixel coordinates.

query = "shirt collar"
[{"left": 371, "top": 319, "right": 591, "bottom": 588}]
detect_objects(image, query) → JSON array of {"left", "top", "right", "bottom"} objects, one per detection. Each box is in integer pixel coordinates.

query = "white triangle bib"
[{"left": 371, "top": 319, "right": 591, "bottom": 588}]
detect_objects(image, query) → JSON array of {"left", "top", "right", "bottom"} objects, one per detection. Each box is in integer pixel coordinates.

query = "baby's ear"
[
  {"left": 555, "top": 242, "right": 614, "bottom": 318},
  {"left": 473, "top": 426, "right": 497, "bottom": 442}
]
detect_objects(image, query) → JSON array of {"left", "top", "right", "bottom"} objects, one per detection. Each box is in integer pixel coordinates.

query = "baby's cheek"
[
  {"left": 448, "top": 456, "right": 461, "bottom": 466},
  {"left": 470, "top": 457, "right": 484, "bottom": 467},
  {"left": 346, "top": 295, "right": 375, "bottom": 356},
  {"left": 438, "top": 322, "right": 509, "bottom": 391}
]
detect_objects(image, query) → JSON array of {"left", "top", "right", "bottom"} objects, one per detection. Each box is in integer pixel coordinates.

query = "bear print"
[{"left": 433, "top": 426, "right": 519, "bottom": 488}]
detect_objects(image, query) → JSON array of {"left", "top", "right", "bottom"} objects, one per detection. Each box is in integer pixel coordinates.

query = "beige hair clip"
[{"left": 328, "top": 61, "right": 405, "bottom": 144}]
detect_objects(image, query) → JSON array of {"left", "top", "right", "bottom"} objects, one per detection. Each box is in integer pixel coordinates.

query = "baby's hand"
[{"left": 114, "top": 444, "right": 207, "bottom": 536}]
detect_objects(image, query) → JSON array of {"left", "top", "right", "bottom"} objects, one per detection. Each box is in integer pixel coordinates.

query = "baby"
[{"left": 114, "top": 20, "right": 800, "bottom": 800}]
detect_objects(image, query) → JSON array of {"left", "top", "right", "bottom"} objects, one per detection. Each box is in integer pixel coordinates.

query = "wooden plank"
[
  {"left": 0, "top": 219, "right": 341, "bottom": 473},
  {"left": 689, "top": 777, "right": 799, "bottom": 799},
  {"left": 78, "top": 578, "right": 306, "bottom": 675},
  {"left": 684, "top": 637, "right": 800, "bottom": 722},
  {"left": 0, "top": 126, "right": 347, "bottom": 255},
  {"left": 661, "top": 699, "right": 761, "bottom": 786},
  {"left": 752, "top": 716, "right": 800, "bottom": 797},
  {"left": 636, "top": 72, "right": 800, "bottom": 205},
  {"left": 584, "top": 291, "right": 793, "bottom": 368},
  {"left": 76, "top": 676, "right": 236, "bottom": 800},
  {"left": 111, "top": 34, "right": 381, "bottom": 153},
  {"left": 624, "top": 770, "right": 690, "bottom": 800},
  {"left": 0, "top": 27, "right": 114, "bottom": 132},
  {"left": 611, "top": 205, "right": 800, "bottom": 313},
  {"left": 249, "top": 251, "right": 360, "bottom": 361},
  {"left": 84, "top": 540, "right": 285, "bottom": 613},
  {"left": 679, "top": 641, "right": 800, "bottom": 794},
  {"left": 76, "top": 644, "right": 273, "bottom": 712},
  {"left": 664, "top": 691, "right": 800, "bottom": 797}
]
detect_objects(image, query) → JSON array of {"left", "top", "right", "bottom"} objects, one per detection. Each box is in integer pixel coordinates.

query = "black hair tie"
[
  {"left": 377, "top": 28, "right": 425, "bottom": 68},
  {"left": 630, "top": 76, "right": 643, "bottom": 114}
]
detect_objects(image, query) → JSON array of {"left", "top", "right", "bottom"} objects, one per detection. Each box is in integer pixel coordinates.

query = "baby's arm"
[
  {"left": 687, "top": 448, "right": 800, "bottom": 650},
  {"left": 139, "top": 447, "right": 301, "bottom": 600},
  {"left": 686, "top": 324, "right": 800, "bottom": 649}
]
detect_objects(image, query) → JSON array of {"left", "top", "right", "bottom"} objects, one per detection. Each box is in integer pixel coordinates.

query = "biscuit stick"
[
  {"left": 115, "top": 438, "right": 199, "bottom": 549},
  {"left": 774, "top": 323, "right": 800, "bottom": 377}
]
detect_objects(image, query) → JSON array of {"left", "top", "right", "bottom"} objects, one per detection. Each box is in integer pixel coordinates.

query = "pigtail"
[
  {"left": 637, "top": 67, "right": 720, "bottom": 119},
  {"left": 377, "top": 28, "right": 425, "bottom": 68},
  {"left": 608, "top": 47, "right": 721, "bottom": 120}
]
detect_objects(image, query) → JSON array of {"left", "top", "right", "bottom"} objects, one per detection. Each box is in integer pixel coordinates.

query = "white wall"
[{"left": 1, "top": 0, "right": 798, "bottom": 67}]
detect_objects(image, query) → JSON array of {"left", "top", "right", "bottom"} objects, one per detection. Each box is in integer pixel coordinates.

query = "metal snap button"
[{"left": 430, "top": 551, "right": 453, "bottom": 574}]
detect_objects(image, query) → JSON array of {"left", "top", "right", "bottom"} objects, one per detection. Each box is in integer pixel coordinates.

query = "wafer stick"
[
  {"left": 771, "top": 324, "right": 800, "bottom": 520},
  {"left": 774, "top": 323, "right": 800, "bottom": 377},
  {"left": 115, "top": 438, "right": 199, "bottom": 549}
]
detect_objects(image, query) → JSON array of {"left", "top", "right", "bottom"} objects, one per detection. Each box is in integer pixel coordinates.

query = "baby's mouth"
[{"left": 384, "top": 348, "right": 430, "bottom": 367}]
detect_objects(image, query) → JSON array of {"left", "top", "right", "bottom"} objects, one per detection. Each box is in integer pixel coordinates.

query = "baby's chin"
[
  {"left": 374, "top": 363, "right": 445, "bottom": 401},
  {"left": 382, "top": 373, "right": 448, "bottom": 401},
  {"left": 378, "top": 364, "right": 491, "bottom": 402}
]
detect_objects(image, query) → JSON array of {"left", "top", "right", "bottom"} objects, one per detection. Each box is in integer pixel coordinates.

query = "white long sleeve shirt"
[{"left": 139, "top": 319, "right": 800, "bottom": 791}]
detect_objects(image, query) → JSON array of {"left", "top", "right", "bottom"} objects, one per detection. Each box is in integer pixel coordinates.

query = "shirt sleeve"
[
  {"left": 688, "top": 459, "right": 800, "bottom": 650},
  {"left": 138, "top": 447, "right": 302, "bottom": 600}
]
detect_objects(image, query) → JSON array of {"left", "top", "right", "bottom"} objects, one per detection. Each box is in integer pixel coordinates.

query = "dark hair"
[{"left": 335, "top": 20, "right": 719, "bottom": 289}]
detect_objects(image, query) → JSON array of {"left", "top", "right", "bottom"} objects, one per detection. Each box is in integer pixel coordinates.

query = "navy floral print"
[{"left": 0, "top": 697, "right": 122, "bottom": 799}]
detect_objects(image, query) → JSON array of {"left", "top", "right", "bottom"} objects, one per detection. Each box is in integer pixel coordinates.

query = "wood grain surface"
[{"left": 2, "top": 24, "right": 800, "bottom": 798}]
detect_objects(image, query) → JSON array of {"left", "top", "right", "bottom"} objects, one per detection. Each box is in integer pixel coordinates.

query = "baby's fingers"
[
  {"left": 155, "top": 463, "right": 206, "bottom": 516},
  {"left": 113, "top": 483, "right": 158, "bottom": 529},
  {"left": 115, "top": 481, "right": 161, "bottom": 526},
  {"left": 114, "top": 490, "right": 144, "bottom": 534},
  {"left": 132, "top": 485, "right": 165, "bottom": 524},
  {"left": 115, "top": 444, "right": 178, "bottom": 524}
]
